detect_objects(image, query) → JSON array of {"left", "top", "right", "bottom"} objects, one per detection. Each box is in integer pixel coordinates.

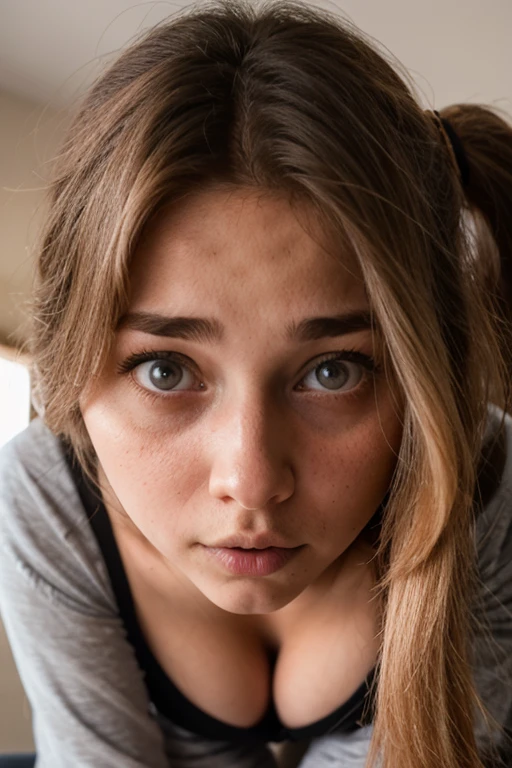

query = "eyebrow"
[{"left": 116, "top": 310, "right": 374, "bottom": 343}]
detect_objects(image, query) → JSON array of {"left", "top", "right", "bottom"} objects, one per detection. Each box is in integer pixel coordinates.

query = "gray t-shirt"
[{"left": 0, "top": 410, "right": 511, "bottom": 767}]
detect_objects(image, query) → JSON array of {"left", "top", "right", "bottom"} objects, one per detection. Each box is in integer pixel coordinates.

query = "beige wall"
[{"left": 0, "top": 89, "right": 67, "bottom": 348}]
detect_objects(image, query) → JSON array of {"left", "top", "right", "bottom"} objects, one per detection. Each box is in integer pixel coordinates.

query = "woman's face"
[{"left": 80, "top": 187, "right": 403, "bottom": 615}]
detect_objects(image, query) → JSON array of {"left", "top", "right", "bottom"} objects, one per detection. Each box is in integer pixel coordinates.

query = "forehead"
[{"left": 128, "top": 187, "right": 368, "bottom": 313}]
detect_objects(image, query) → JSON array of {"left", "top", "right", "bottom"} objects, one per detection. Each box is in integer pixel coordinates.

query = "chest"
[{"left": 112, "top": 524, "right": 380, "bottom": 730}]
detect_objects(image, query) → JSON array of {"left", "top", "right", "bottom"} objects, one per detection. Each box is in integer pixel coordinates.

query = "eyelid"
[
  {"left": 116, "top": 349, "right": 197, "bottom": 376},
  {"left": 299, "top": 349, "right": 377, "bottom": 376}
]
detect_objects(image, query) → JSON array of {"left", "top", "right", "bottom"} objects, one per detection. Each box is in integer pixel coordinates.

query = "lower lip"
[{"left": 203, "top": 546, "right": 302, "bottom": 576}]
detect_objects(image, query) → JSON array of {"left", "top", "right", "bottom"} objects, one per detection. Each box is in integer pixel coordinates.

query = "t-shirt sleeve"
[
  {"left": 472, "top": 481, "right": 512, "bottom": 765},
  {"left": 0, "top": 431, "right": 170, "bottom": 767}
]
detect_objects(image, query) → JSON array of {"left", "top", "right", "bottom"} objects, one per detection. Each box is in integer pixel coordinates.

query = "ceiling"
[{"left": 0, "top": 0, "right": 511, "bottom": 112}]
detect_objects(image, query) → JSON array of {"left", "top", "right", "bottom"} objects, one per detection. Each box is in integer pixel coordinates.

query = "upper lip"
[{"left": 207, "top": 534, "right": 298, "bottom": 550}]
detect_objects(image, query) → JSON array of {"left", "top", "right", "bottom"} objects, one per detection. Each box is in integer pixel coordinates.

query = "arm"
[
  {"left": 0, "top": 425, "right": 171, "bottom": 768},
  {"left": 472, "top": 488, "right": 512, "bottom": 767},
  {"left": 0, "top": 531, "right": 171, "bottom": 768}
]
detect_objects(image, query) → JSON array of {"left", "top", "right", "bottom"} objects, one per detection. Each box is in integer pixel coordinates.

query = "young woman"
[{"left": 0, "top": 1, "right": 511, "bottom": 767}]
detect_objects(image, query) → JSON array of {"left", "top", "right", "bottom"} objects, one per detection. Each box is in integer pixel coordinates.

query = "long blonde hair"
[{"left": 26, "top": 1, "right": 512, "bottom": 765}]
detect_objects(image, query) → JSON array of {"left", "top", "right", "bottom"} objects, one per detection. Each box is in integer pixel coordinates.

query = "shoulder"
[
  {"left": 471, "top": 408, "right": 512, "bottom": 754},
  {"left": 484, "top": 404, "right": 512, "bottom": 493},
  {"left": 475, "top": 405, "right": 512, "bottom": 578},
  {"left": 0, "top": 416, "right": 69, "bottom": 498},
  {"left": 0, "top": 418, "right": 116, "bottom": 615},
  {"left": 0, "top": 416, "right": 82, "bottom": 544},
  {"left": 478, "top": 405, "right": 512, "bottom": 510}
]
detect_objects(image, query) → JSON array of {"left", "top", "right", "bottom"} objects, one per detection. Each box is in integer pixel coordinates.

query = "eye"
[
  {"left": 297, "top": 352, "right": 376, "bottom": 394},
  {"left": 135, "top": 359, "right": 195, "bottom": 392},
  {"left": 117, "top": 351, "right": 203, "bottom": 394}
]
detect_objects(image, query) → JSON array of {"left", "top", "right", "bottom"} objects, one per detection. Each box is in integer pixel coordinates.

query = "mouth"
[
  {"left": 208, "top": 534, "right": 298, "bottom": 550},
  {"left": 201, "top": 544, "right": 304, "bottom": 577}
]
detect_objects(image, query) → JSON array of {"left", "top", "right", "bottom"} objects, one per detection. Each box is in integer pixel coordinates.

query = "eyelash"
[{"left": 116, "top": 348, "right": 381, "bottom": 402}]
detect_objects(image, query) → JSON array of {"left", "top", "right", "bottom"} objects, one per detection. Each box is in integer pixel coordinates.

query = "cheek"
[
  {"left": 304, "top": 410, "right": 401, "bottom": 538},
  {"left": 80, "top": 394, "right": 203, "bottom": 536}
]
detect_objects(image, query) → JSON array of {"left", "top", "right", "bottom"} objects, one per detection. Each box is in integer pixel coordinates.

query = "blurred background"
[{"left": 0, "top": 0, "right": 511, "bottom": 754}]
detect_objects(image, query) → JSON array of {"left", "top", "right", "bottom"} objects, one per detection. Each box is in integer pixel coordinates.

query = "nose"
[{"left": 207, "top": 391, "right": 295, "bottom": 511}]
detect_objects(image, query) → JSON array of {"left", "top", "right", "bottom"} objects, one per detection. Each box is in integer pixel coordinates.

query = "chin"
[{"left": 199, "top": 579, "right": 296, "bottom": 615}]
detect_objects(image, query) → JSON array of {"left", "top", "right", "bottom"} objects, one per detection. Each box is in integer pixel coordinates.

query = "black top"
[{"left": 63, "top": 447, "right": 377, "bottom": 744}]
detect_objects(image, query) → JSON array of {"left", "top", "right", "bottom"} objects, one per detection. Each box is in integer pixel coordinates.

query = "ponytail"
[{"left": 439, "top": 104, "right": 512, "bottom": 381}]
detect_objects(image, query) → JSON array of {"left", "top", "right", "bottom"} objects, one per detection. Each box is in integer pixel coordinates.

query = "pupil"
[
  {"left": 149, "top": 362, "right": 181, "bottom": 390},
  {"left": 317, "top": 361, "right": 348, "bottom": 390}
]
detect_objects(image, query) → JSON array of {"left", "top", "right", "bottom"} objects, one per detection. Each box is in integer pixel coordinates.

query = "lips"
[
  {"left": 209, "top": 534, "right": 296, "bottom": 550},
  {"left": 202, "top": 545, "right": 303, "bottom": 576}
]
